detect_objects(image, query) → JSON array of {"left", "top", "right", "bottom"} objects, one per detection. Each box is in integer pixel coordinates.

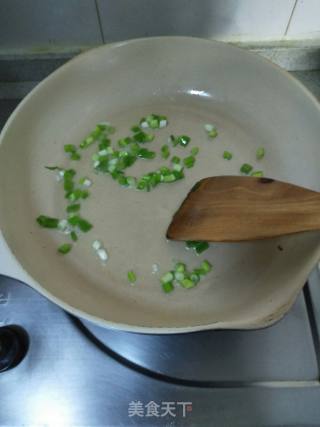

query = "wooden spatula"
[{"left": 167, "top": 176, "right": 320, "bottom": 242}]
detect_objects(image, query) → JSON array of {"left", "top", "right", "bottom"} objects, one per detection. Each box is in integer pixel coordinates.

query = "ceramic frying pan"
[{"left": 1, "top": 37, "right": 320, "bottom": 333}]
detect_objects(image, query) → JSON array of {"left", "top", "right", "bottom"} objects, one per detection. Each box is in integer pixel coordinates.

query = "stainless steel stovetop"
[{"left": 1, "top": 56, "right": 320, "bottom": 427}]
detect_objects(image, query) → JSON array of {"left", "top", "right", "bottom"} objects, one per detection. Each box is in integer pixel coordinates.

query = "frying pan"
[{"left": 1, "top": 37, "right": 320, "bottom": 333}]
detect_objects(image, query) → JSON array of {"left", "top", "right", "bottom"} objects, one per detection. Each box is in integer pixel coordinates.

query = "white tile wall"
[
  {"left": 0, "top": 0, "right": 319, "bottom": 51},
  {"left": 286, "top": 0, "right": 320, "bottom": 39},
  {"left": 0, "top": 0, "right": 102, "bottom": 50},
  {"left": 97, "top": 0, "right": 296, "bottom": 42}
]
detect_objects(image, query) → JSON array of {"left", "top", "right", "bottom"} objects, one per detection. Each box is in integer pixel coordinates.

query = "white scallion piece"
[
  {"left": 97, "top": 248, "right": 108, "bottom": 262},
  {"left": 92, "top": 240, "right": 102, "bottom": 251},
  {"left": 140, "top": 121, "right": 149, "bottom": 129},
  {"left": 204, "top": 124, "right": 215, "bottom": 132},
  {"left": 152, "top": 263, "right": 159, "bottom": 274},
  {"left": 82, "top": 178, "right": 92, "bottom": 188},
  {"left": 93, "top": 160, "right": 100, "bottom": 168},
  {"left": 159, "top": 119, "right": 167, "bottom": 128},
  {"left": 98, "top": 149, "right": 108, "bottom": 156}
]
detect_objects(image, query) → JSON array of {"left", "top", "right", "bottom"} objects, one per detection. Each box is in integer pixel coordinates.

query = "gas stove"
[{"left": 1, "top": 56, "right": 320, "bottom": 427}]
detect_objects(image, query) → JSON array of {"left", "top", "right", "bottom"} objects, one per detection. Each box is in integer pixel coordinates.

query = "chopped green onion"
[
  {"left": 251, "top": 170, "right": 264, "bottom": 177},
  {"left": 57, "top": 243, "right": 72, "bottom": 254},
  {"left": 70, "top": 152, "right": 81, "bottom": 161},
  {"left": 70, "top": 231, "right": 78, "bottom": 242},
  {"left": 175, "top": 262, "right": 186, "bottom": 273},
  {"left": 162, "top": 282, "right": 174, "bottom": 293},
  {"left": 117, "top": 175, "right": 128, "bottom": 186},
  {"left": 45, "top": 166, "right": 61, "bottom": 171},
  {"left": 161, "top": 144, "right": 170, "bottom": 159},
  {"left": 64, "top": 144, "right": 77, "bottom": 153},
  {"left": 118, "top": 137, "right": 133, "bottom": 148},
  {"left": 186, "top": 240, "right": 209, "bottom": 254},
  {"left": 127, "top": 271, "right": 137, "bottom": 283},
  {"left": 171, "top": 156, "right": 181, "bottom": 164},
  {"left": 191, "top": 147, "right": 199, "bottom": 156},
  {"left": 205, "top": 124, "right": 218, "bottom": 139},
  {"left": 161, "top": 271, "right": 174, "bottom": 284},
  {"left": 66, "top": 203, "right": 81, "bottom": 213},
  {"left": 200, "top": 260, "right": 212, "bottom": 274},
  {"left": 183, "top": 155, "right": 196, "bottom": 168},
  {"left": 131, "top": 125, "right": 141, "bottom": 133},
  {"left": 79, "top": 177, "right": 92, "bottom": 187},
  {"left": 80, "top": 136, "right": 95, "bottom": 149},
  {"left": 36, "top": 215, "right": 59, "bottom": 229},
  {"left": 223, "top": 151, "right": 233, "bottom": 160},
  {"left": 138, "top": 148, "right": 156, "bottom": 159},
  {"left": 180, "top": 278, "right": 195, "bottom": 289},
  {"left": 256, "top": 147, "right": 265, "bottom": 160},
  {"left": 170, "top": 135, "right": 191, "bottom": 147},
  {"left": 98, "top": 138, "right": 111, "bottom": 150},
  {"left": 240, "top": 163, "right": 253, "bottom": 175},
  {"left": 133, "top": 131, "right": 154, "bottom": 143},
  {"left": 67, "top": 215, "right": 93, "bottom": 232}
]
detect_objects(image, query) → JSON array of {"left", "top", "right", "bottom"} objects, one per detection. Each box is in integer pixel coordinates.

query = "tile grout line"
[
  {"left": 94, "top": 0, "right": 105, "bottom": 44},
  {"left": 284, "top": 0, "right": 299, "bottom": 36}
]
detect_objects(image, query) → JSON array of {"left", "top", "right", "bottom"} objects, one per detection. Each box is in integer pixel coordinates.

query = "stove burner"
[
  {"left": 0, "top": 325, "right": 29, "bottom": 372},
  {"left": 72, "top": 291, "right": 317, "bottom": 385}
]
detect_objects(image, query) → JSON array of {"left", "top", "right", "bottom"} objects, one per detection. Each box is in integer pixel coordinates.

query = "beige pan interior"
[{"left": 1, "top": 37, "right": 320, "bottom": 333}]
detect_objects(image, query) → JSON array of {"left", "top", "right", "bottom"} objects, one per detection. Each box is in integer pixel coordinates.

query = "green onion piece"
[
  {"left": 127, "top": 271, "right": 137, "bottom": 283},
  {"left": 240, "top": 163, "right": 253, "bottom": 175},
  {"left": 97, "top": 122, "right": 115, "bottom": 134},
  {"left": 183, "top": 155, "right": 196, "bottom": 168},
  {"left": 191, "top": 147, "right": 199, "bottom": 156},
  {"left": 98, "top": 138, "right": 111, "bottom": 150},
  {"left": 208, "top": 129, "right": 218, "bottom": 138},
  {"left": 174, "top": 272, "right": 185, "bottom": 281},
  {"left": 80, "top": 136, "right": 95, "bottom": 149},
  {"left": 173, "top": 163, "right": 183, "bottom": 172},
  {"left": 70, "top": 152, "right": 81, "bottom": 161},
  {"left": 126, "top": 176, "right": 137, "bottom": 188},
  {"left": 256, "top": 147, "right": 265, "bottom": 160},
  {"left": 129, "top": 142, "right": 140, "bottom": 156},
  {"left": 162, "top": 173, "right": 176, "bottom": 183},
  {"left": 161, "top": 144, "right": 170, "bottom": 159},
  {"left": 178, "top": 135, "right": 191, "bottom": 146},
  {"left": 161, "top": 271, "right": 174, "bottom": 284},
  {"left": 170, "top": 135, "right": 191, "bottom": 147},
  {"left": 162, "top": 282, "right": 174, "bottom": 294},
  {"left": 138, "top": 148, "right": 156, "bottom": 159},
  {"left": 159, "top": 166, "right": 171, "bottom": 175},
  {"left": 81, "top": 190, "right": 89, "bottom": 199},
  {"left": 162, "top": 282, "right": 174, "bottom": 293},
  {"left": 200, "top": 260, "right": 212, "bottom": 274},
  {"left": 190, "top": 273, "right": 200, "bottom": 284},
  {"left": 36, "top": 215, "right": 59, "bottom": 229},
  {"left": 131, "top": 125, "right": 141, "bottom": 133},
  {"left": 133, "top": 131, "right": 154, "bottom": 143},
  {"left": 66, "top": 203, "right": 81, "bottom": 213},
  {"left": 118, "top": 175, "right": 128, "bottom": 186},
  {"left": 58, "top": 243, "right": 72, "bottom": 254},
  {"left": 64, "top": 144, "right": 77, "bottom": 153},
  {"left": 118, "top": 137, "right": 133, "bottom": 148},
  {"left": 186, "top": 240, "right": 209, "bottom": 254},
  {"left": 223, "top": 151, "right": 233, "bottom": 160},
  {"left": 251, "top": 170, "right": 264, "bottom": 177},
  {"left": 45, "top": 166, "right": 61, "bottom": 171},
  {"left": 67, "top": 215, "right": 93, "bottom": 232},
  {"left": 180, "top": 278, "right": 195, "bottom": 289},
  {"left": 175, "top": 262, "right": 186, "bottom": 273},
  {"left": 171, "top": 156, "right": 181, "bottom": 164},
  {"left": 70, "top": 231, "right": 78, "bottom": 242}
]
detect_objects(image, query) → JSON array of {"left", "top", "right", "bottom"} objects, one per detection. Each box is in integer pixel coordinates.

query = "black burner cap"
[{"left": 0, "top": 326, "right": 29, "bottom": 372}]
